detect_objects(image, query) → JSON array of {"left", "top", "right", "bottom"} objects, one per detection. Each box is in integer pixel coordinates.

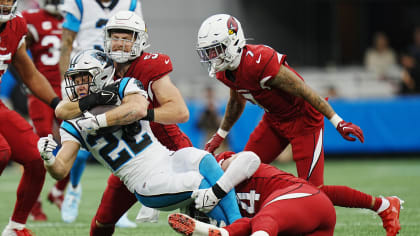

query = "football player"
[
  {"left": 0, "top": 0, "right": 61, "bottom": 235},
  {"left": 169, "top": 151, "right": 336, "bottom": 236},
  {"left": 55, "top": 0, "right": 143, "bottom": 226},
  {"left": 54, "top": 10, "right": 195, "bottom": 235},
  {"left": 22, "top": 0, "right": 65, "bottom": 220},
  {"left": 40, "top": 49, "right": 244, "bottom": 231},
  {"left": 195, "top": 14, "right": 402, "bottom": 236}
]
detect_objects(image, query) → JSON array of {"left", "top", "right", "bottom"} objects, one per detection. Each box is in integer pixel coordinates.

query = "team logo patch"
[{"left": 227, "top": 16, "right": 238, "bottom": 35}]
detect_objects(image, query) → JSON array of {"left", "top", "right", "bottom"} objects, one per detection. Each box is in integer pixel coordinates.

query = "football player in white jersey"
[
  {"left": 55, "top": 0, "right": 143, "bottom": 226},
  {"left": 40, "top": 49, "right": 246, "bottom": 229}
]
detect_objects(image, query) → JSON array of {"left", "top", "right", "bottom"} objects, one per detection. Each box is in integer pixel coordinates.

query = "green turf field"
[{"left": 1, "top": 158, "right": 419, "bottom": 235}]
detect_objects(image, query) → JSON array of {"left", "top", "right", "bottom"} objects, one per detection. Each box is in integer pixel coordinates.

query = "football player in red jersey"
[
  {"left": 195, "top": 14, "right": 402, "bottom": 236},
  {"left": 0, "top": 0, "right": 61, "bottom": 235},
  {"left": 22, "top": 0, "right": 66, "bottom": 220},
  {"left": 169, "top": 151, "right": 336, "bottom": 236},
  {"left": 54, "top": 11, "right": 193, "bottom": 235}
]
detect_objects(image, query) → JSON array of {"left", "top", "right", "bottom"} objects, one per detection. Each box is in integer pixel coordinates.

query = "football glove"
[
  {"left": 204, "top": 133, "right": 225, "bottom": 154},
  {"left": 78, "top": 90, "right": 118, "bottom": 112},
  {"left": 76, "top": 112, "right": 106, "bottom": 135},
  {"left": 191, "top": 188, "right": 220, "bottom": 213},
  {"left": 37, "top": 134, "right": 57, "bottom": 165},
  {"left": 337, "top": 120, "right": 364, "bottom": 143}
]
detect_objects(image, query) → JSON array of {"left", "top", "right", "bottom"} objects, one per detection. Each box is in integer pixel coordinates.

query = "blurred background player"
[
  {"left": 196, "top": 14, "right": 402, "bottom": 236},
  {"left": 54, "top": 0, "right": 143, "bottom": 226},
  {"left": 0, "top": 0, "right": 61, "bottom": 235},
  {"left": 169, "top": 151, "right": 336, "bottom": 236},
  {"left": 21, "top": 0, "right": 64, "bottom": 221}
]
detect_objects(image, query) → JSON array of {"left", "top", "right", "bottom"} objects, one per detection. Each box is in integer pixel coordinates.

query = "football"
[{"left": 88, "top": 105, "right": 121, "bottom": 134}]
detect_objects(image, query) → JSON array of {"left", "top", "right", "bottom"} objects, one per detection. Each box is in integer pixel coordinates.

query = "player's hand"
[
  {"left": 336, "top": 120, "right": 364, "bottom": 143},
  {"left": 78, "top": 90, "right": 118, "bottom": 112},
  {"left": 37, "top": 134, "right": 57, "bottom": 163},
  {"left": 103, "top": 83, "right": 119, "bottom": 94},
  {"left": 76, "top": 112, "right": 100, "bottom": 134},
  {"left": 192, "top": 188, "right": 220, "bottom": 213},
  {"left": 204, "top": 133, "right": 225, "bottom": 154}
]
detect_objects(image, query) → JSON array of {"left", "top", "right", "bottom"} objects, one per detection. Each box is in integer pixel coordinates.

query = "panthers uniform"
[
  {"left": 215, "top": 44, "right": 325, "bottom": 186},
  {"left": 22, "top": 9, "right": 63, "bottom": 137},
  {"left": 60, "top": 77, "right": 204, "bottom": 208},
  {"left": 61, "top": 0, "right": 142, "bottom": 53},
  {"left": 216, "top": 152, "right": 336, "bottom": 236}
]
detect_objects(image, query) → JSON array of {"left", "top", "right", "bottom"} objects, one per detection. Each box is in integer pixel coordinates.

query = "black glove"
[
  {"left": 78, "top": 90, "right": 118, "bottom": 112},
  {"left": 103, "top": 83, "right": 119, "bottom": 94}
]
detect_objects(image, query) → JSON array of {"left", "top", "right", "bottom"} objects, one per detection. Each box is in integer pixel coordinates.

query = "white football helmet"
[
  {"left": 197, "top": 14, "right": 246, "bottom": 77},
  {"left": 104, "top": 10, "right": 149, "bottom": 63},
  {"left": 40, "top": 0, "right": 63, "bottom": 15},
  {"left": 0, "top": 0, "right": 18, "bottom": 23},
  {"left": 64, "top": 49, "right": 115, "bottom": 101}
]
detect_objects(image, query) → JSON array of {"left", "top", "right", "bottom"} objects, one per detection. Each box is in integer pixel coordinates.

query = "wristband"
[
  {"left": 141, "top": 109, "right": 155, "bottom": 121},
  {"left": 329, "top": 114, "right": 343, "bottom": 128},
  {"left": 216, "top": 128, "right": 229, "bottom": 138},
  {"left": 49, "top": 97, "right": 61, "bottom": 109},
  {"left": 96, "top": 114, "right": 108, "bottom": 128}
]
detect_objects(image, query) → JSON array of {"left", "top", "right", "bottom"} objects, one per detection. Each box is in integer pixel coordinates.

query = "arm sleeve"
[{"left": 62, "top": 12, "right": 81, "bottom": 32}]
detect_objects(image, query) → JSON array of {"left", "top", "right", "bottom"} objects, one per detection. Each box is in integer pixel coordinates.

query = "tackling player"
[
  {"left": 169, "top": 151, "right": 336, "bottom": 236},
  {"left": 0, "top": 0, "right": 61, "bottom": 235},
  {"left": 40, "top": 49, "right": 244, "bottom": 231},
  {"left": 195, "top": 14, "right": 402, "bottom": 236}
]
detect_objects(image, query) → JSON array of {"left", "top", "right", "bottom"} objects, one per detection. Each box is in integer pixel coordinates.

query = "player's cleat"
[
  {"left": 168, "top": 213, "right": 228, "bottom": 236},
  {"left": 1, "top": 227, "right": 34, "bottom": 236},
  {"left": 47, "top": 190, "right": 64, "bottom": 209},
  {"left": 61, "top": 185, "right": 82, "bottom": 223},
  {"left": 29, "top": 200, "right": 47, "bottom": 221},
  {"left": 378, "top": 196, "right": 404, "bottom": 236},
  {"left": 115, "top": 212, "right": 137, "bottom": 228},
  {"left": 136, "top": 205, "right": 159, "bottom": 223}
]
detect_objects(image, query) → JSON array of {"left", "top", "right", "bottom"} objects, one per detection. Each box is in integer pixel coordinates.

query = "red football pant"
[
  {"left": 225, "top": 184, "right": 336, "bottom": 236},
  {"left": 0, "top": 102, "right": 46, "bottom": 224}
]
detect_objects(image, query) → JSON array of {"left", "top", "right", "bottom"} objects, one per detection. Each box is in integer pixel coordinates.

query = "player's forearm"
[
  {"left": 104, "top": 96, "right": 148, "bottom": 126},
  {"left": 220, "top": 90, "right": 246, "bottom": 132},
  {"left": 59, "top": 29, "right": 76, "bottom": 79},
  {"left": 55, "top": 100, "right": 82, "bottom": 120},
  {"left": 45, "top": 158, "right": 70, "bottom": 180},
  {"left": 25, "top": 71, "right": 59, "bottom": 106},
  {"left": 153, "top": 100, "right": 189, "bottom": 124}
]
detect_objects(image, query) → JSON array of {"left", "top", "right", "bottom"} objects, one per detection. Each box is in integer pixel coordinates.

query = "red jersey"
[
  {"left": 124, "top": 52, "right": 192, "bottom": 150},
  {"left": 215, "top": 44, "right": 323, "bottom": 125},
  {"left": 22, "top": 9, "right": 62, "bottom": 87},
  {"left": 0, "top": 15, "right": 27, "bottom": 81}
]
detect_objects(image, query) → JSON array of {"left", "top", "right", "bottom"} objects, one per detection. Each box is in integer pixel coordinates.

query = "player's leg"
[
  {"left": 61, "top": 149, "right": 90, "bottom": 223},
  {"left": 244, "top": 117, "right": 289, "bottom": 164},
  {"left": 0, "top": 134, "right": 11, "bottom": 176},
  {"left": 0, "top": 104, "right": 46, "bottom": 234},
  {"left": 90, "top": 174, "right": 137, "bottom": 236}
]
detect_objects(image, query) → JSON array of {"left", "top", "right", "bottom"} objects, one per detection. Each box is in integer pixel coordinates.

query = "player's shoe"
[
  {"left": 29, "top": 200, "right": 47, "bottom": 221},
  {"left": 61, "top": 185, "right": 82, "bottom": 223},
  {"left": 115, "top": 212, "right": 137, "bottom": 228},
  {"left": 378, "top": 196, "right": 404, "bottom": 236},
  {"left": 47, "top": 190, "right": 64, "bottom": 209},
  {"left": 168, "top": 213, "right": 228, "bottom": 236},
  {"left": 136, "top": 206, "right": 159, "bottom": 223},
  {"left": 1, "top": 227, "right": 34, "bottom": 236}
]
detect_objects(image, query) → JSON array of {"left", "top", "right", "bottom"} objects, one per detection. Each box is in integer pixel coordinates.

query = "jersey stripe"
[
  {"left": 61, "top": 121, "right": 87, "bottom": 148},
  {"left": 75, "top": 0, "right": 83, "bottom": 19},
  {"left": 63, "top": 12, "right": 81, "bottom": 32},
  {"left": 118, "top": 77, "right": 130, "bottom": 99},
  {"left": 129, "top": 0, "right": 137, "bottom": 11}
]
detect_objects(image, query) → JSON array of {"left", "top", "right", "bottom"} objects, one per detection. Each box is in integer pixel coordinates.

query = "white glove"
[
  {"left": 76, "top": 112, "right": 107, "bottom": 135},
  {"left": 192, "top": 188, "right": 220, "bottom": 213},
  {"left": 37, "top": 134, "right": 57, "bottom": 165}
]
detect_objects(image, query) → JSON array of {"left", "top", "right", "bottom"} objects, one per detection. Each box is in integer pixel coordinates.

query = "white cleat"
[
  {"left": 61, "top": 185, "right": 82, "bottom": 223},
  {"left": 136, "top": 205, "right": 159, "bottom": 223},
  {"left": 115, "top": 212, "right": 137, "bottom": 228}
]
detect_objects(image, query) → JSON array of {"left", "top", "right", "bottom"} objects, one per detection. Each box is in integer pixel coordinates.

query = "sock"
[
  {"left": 70, "top": 150, "right": 90, "bottom": 187},
  {"left": 321, "top": 185, "right": 373, "bottom": 209},
  {"left": 376, "top": 198, "right": 390, "bottom": 213},
  {"left": 199, "top": 178, "right": 229, "bottom": 225},
  {"left": 6, "top": 219, "right": 25, "bottom": 230},
  {"left": 12, "top": 159, "right": 46, "bottom": 223},
  {"left": 55, "top": 174, "right": 70, "bottom": 192},
  {"left": 198, "top": 154, "right": 242, "bottom": 224}
]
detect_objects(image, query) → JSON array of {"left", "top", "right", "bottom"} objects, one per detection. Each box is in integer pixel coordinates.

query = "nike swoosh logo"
[
  {"left": 165, "top": 59, "right": 170, "bottom": 64},
  {"left": 256, "top": 54, "right": 261, "bottom": 64}
]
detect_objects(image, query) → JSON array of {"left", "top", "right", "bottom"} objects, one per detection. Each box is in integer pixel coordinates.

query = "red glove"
[
  {"left": 204, "top": 133, "right": 225, "bottom": 154},
  {"left": 336, "top": 120, "right": 364, "bottom": 143}
]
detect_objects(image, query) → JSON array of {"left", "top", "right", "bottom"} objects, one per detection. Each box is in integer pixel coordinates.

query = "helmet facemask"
[
  {"left": 0, "top": 0, "right": 18, "bottom": 23},
  {"left": 105, "top": 29, "right": 148, "bottom": 64},
  {"left": 42, "top": 0, "right": 64, "bottom": 15},
  {"left": 64, "top": 71, "right": 96, "bottom": 102}
]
